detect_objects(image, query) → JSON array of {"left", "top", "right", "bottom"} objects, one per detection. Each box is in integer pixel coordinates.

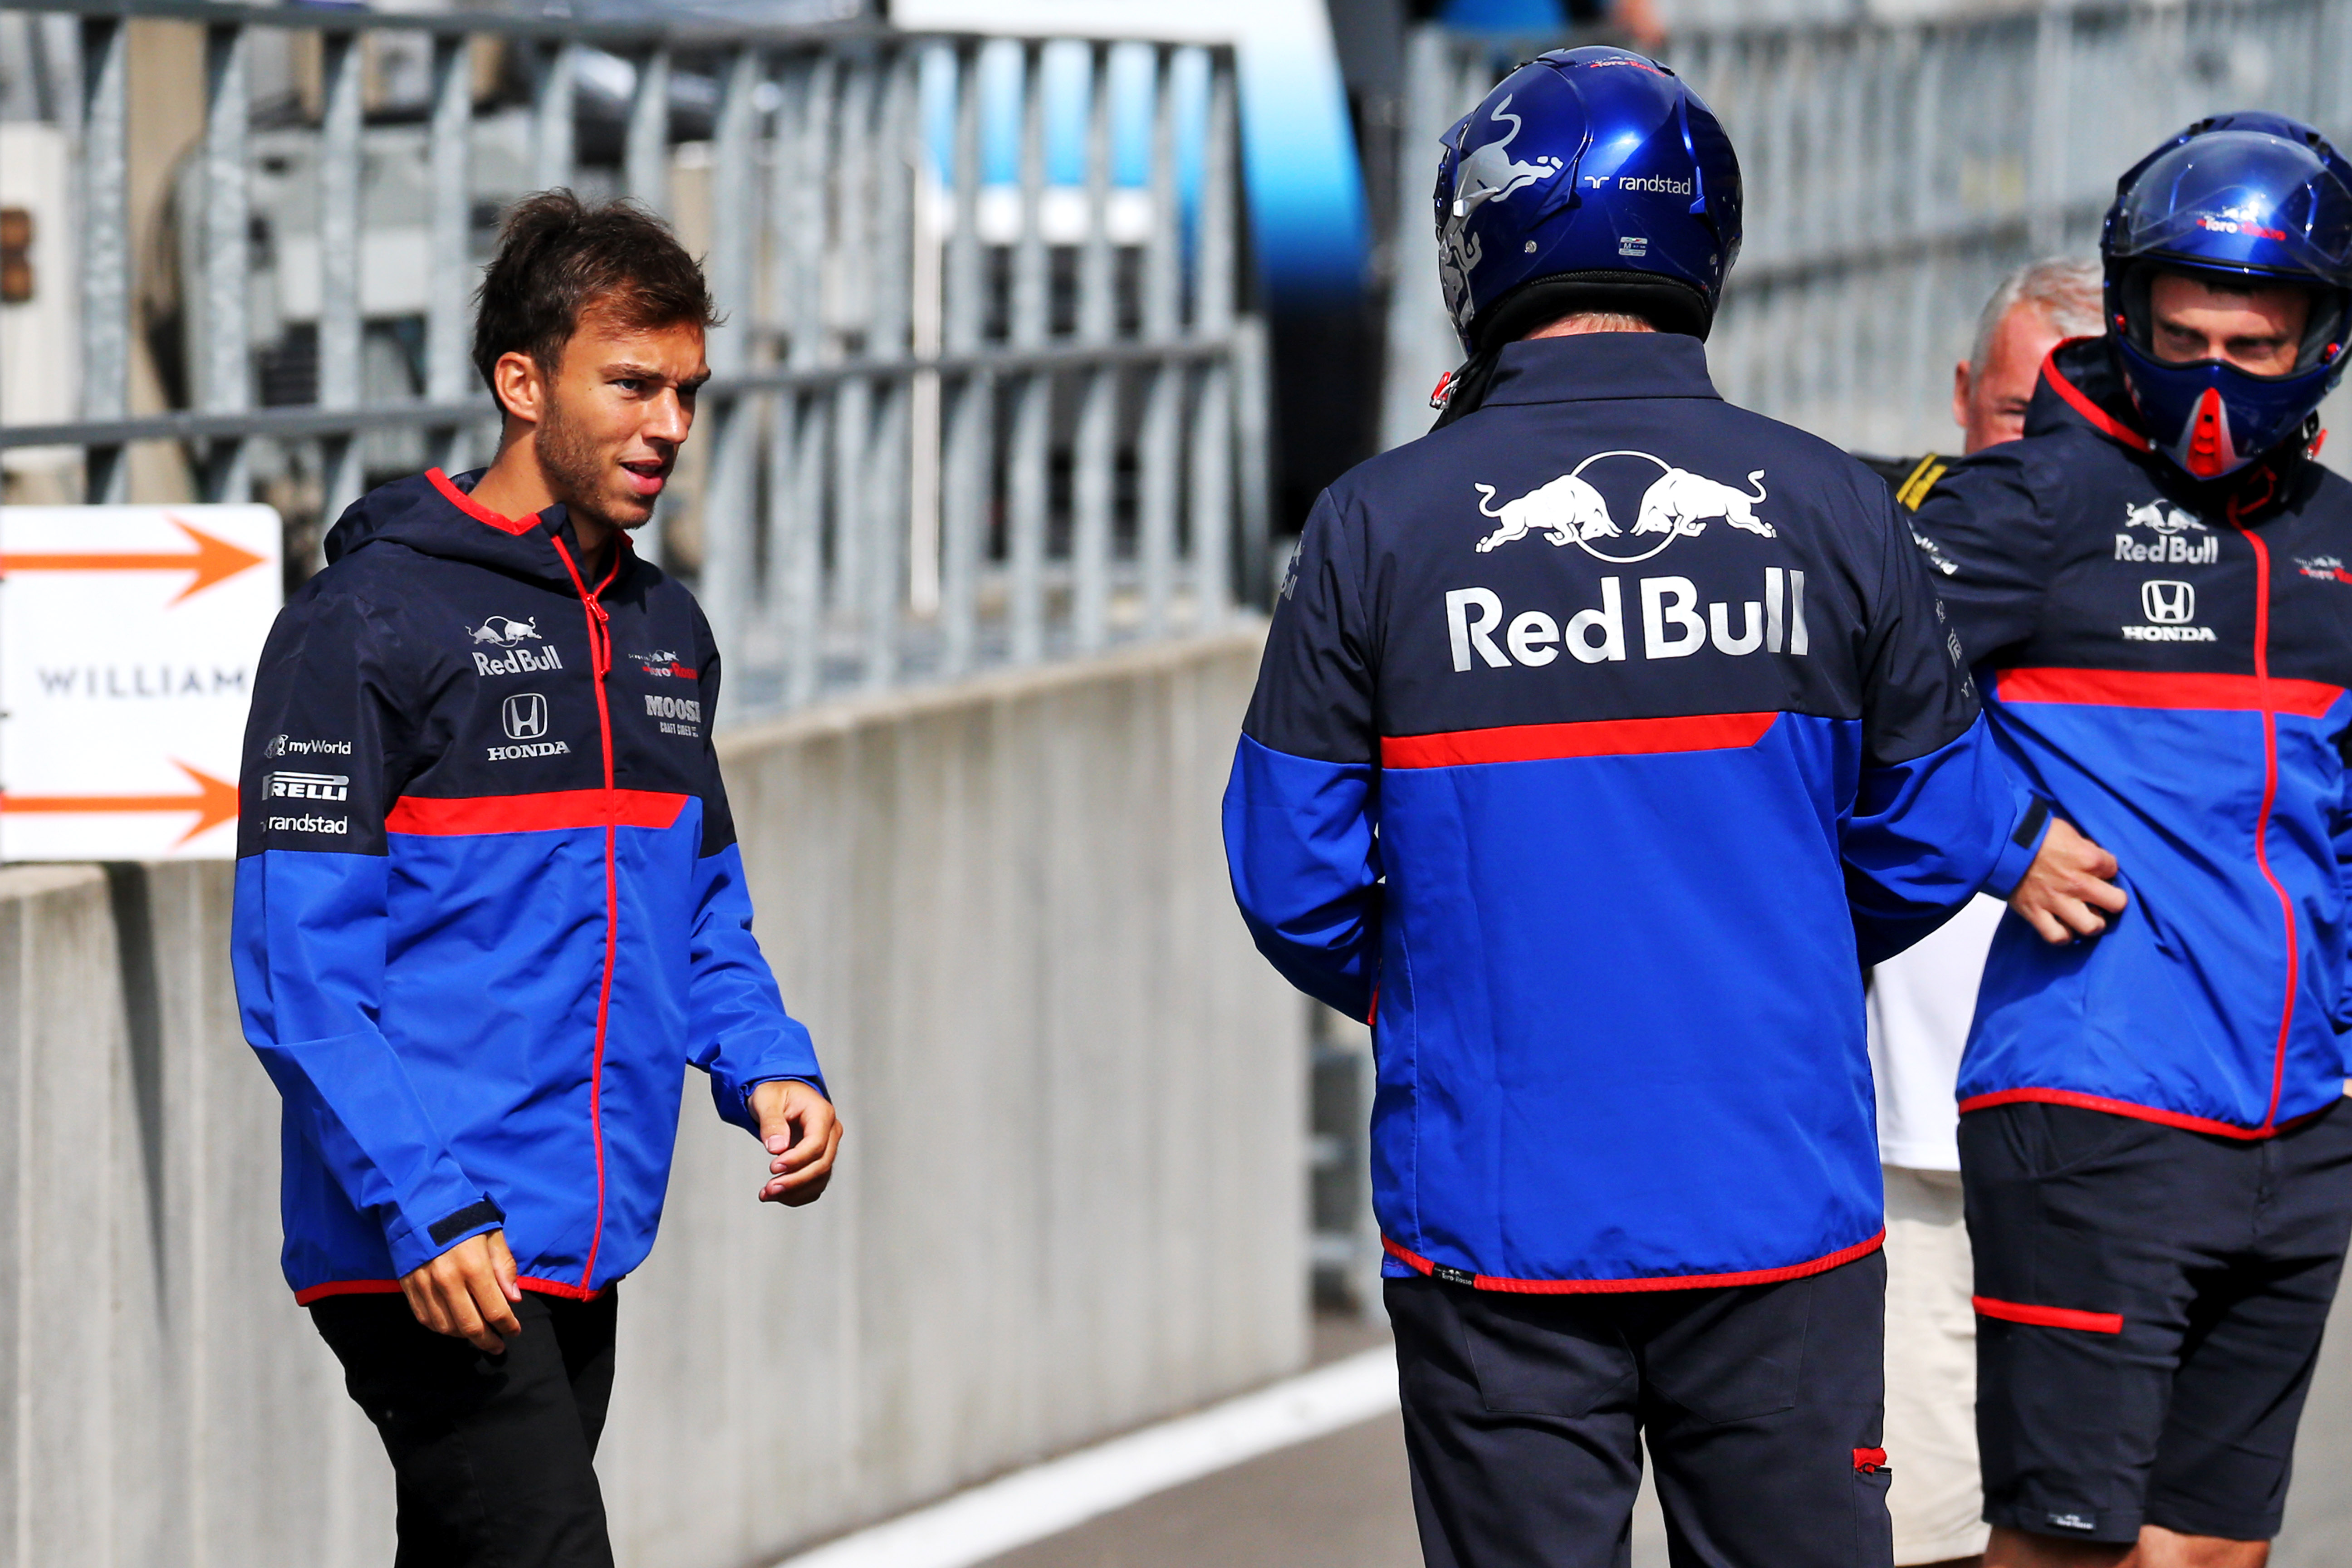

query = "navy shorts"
[
  {"left": 1962, "top": 1098, "right": 2352, "bottom": 1545},
  {"left": 1387, "top": 1252, "right": 1894, "bottom": 1568}
]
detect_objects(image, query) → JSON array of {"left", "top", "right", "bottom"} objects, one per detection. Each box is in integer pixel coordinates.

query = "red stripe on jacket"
[
  {"left": 1995, "top": 666, "right": 2344, "bottom": 718},
  {"left": 386, "top": 789, "right": 689, "bottom": 836},
  {"left": 1382, "top": 711, "right": 1779, "bottom": 769}
]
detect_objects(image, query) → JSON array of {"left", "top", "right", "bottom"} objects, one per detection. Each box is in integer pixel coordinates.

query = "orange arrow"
[
  {"left": 0, "top": 517, "right": 267, "bottom": 603},
  {"left": 0, "top": 761, "right": 240, "bottom": 845}
]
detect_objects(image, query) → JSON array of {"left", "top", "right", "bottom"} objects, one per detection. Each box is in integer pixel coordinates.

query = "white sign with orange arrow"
[{"left": 0, "top": 505, "right": 281, "bottom": 860}]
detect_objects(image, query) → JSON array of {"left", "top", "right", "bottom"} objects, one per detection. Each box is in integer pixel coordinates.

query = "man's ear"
[
  {"left": 492, "top": 350, "right": 547, "bottom": 425},
  {"left": 1951, "top": 360, "right": 1973, "bottom": 432}
]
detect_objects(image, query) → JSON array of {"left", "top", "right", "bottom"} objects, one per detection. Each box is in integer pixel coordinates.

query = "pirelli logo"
[{"left": 264, "top": 770, "right": 349, "bottom": 802}]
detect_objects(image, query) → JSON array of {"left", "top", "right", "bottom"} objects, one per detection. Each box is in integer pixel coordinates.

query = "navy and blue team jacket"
[
  {"left": 232, "top": 469, "right": 824, "bottom": 1305},
  {"left": 1226, "top": 334, "right": 2041, "bottom": 1292},
  {"left": 1915, "top": 338, "right": 2352, "bottom": 1138}
]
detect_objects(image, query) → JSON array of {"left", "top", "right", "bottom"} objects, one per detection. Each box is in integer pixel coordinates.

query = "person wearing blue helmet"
[
  {"left": 1908, "top": 114, "right": 2352, "bottom": 1567},
  {"left": 1225, "top": 47, "right": 2078, "bottom": 1566}
]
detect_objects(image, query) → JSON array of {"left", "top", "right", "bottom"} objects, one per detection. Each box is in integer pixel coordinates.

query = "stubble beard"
[{"left": 534, "top": 393, "right": 644, "bottom": 536}]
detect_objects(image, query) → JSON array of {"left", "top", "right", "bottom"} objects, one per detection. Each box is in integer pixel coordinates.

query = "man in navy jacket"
[
  {"left": 1225, "top": 49, "right": 2079, "bottom": 1567},
  {"left": 234, "top": 192, "right": 839, "bottom": 1567},
  {"left": 1911, "top": 116, "right": 2352, "bottom": 1567}
]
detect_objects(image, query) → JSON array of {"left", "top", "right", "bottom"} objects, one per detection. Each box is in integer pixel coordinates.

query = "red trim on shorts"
[
  {"left": 1972, "top": 1295, "right": 2124, "bottom": 1334},
  {"left": 1382, "top": 1230, "right": 1885, "bottom": 1294},
  {"left": 1381, "top": 712, "right": 1779, "bottom": 769},
  {"left": 1853, "top": 1448, "right": 1887, "bottom": 1474}
]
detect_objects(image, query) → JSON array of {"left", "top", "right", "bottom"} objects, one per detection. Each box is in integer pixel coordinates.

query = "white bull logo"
[
  {"left": 1473, "top": 475, "right": 1617, "bottom": 551},
  {"left": 2124, "top": 499, "right": 2205, "bottom": 535},
  {"left": 1450, "top": 96, "right": 1565, "bottom": 221},
  {"left": 1632, "top": 469, "right": 1774, "bottom": 539}
]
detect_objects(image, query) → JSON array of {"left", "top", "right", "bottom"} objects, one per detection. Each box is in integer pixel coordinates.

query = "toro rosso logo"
[
  {"left": 1473, "top": 453, "right": 1774, "bottom": 563},
  {"left": 469, "top": 615, "right": 540, "bottom": 647},
  {"left": 2297, "top": 554, "right": 2352, "bottom": 584}
]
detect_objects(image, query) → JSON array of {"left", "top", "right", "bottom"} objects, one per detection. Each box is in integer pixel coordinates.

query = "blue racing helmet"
[
  {"left": 1433, "top": 47, "right": 1742, "bottom": 355},
  {"left": 2102, "top": 113, "right": 2352, "bottom": 480}
]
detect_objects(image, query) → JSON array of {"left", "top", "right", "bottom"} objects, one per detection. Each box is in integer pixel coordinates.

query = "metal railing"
[
  {"left": 1380, "top": 0, "right": 2352, "bottom": 459},
  {"left": 0, "top": 0, "right": 1265, "bottom": 719}
]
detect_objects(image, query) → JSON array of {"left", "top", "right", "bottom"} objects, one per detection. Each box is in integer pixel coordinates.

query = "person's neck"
[
  {"left": 465, "top": 429, "right": 616, "bottom": 565},
  {"left": 1523, "top": 311, "right": 1659, "bottom": 339}
]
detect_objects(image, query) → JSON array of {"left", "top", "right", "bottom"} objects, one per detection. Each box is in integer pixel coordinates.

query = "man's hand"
[
  {"left": 2009, "top": 816, "right": 2127, "bottom": 944},
  {"left": 751, "top": 1079, "right": 842, "bottom": 1206},
  {"left": 400, "top": 1230, "right": 523, "bottom": 1353}
]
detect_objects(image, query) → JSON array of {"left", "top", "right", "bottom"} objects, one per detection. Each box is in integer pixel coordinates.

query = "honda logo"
[
  {"left": 2141, "top": 580, "right": 2195, "bottom": 624},
  {"left": 501, "top": 692, "right": 549, "bottom": 740}
]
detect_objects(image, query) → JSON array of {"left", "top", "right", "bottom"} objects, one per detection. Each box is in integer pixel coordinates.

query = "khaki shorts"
[{"left": 1883, "top": 1164, "right": 1987, "bottom": 1564}]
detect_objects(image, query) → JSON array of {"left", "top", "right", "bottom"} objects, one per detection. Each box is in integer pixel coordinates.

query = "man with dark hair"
[{"left": 233, "top": 190, "right": 840, "bottom": 1567}]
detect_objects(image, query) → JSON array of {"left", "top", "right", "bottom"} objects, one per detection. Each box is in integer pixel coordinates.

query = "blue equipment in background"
[
  {"left": 2102, "top": 113, "right": 2352, "bottom": 480},
  {"left": 1433, "top": 45, "right": 1740, "bottom": 355}
]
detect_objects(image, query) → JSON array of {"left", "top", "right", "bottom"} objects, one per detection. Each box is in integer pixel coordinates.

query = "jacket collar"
[
  {"left": 323, "top": 468, "right": 632, "bottom": 593},
  {"left": 1478, "top": 332, "right": 1721, "bottom": 408}
]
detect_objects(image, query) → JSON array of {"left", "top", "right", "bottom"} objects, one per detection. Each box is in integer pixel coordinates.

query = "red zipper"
[
  {"left": 550, "top": 536, "right": 621, "bottom": 1289},
  {"left": 2237, "top": 513, "right": 2296, "bottom": 1132}
]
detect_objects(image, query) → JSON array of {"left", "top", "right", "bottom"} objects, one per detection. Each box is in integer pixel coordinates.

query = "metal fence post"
[
  {"left": 939, "top": 42, "right": 987, "bottom": 680},
  {"left": 425, "top": 31, "right": 475, "bottom": 475},
  {"left": 1070, "top": 42, "right": 1116, "bottom": 655},
  {"left": 1006, "top": 42, "right": 1050, "bottom": 665},
  {"left": 700, "top": 44, "right": 764, "bottom": 668},
  {"left": 318, "top": 28, "right": 365, "bottom": 538},
  {"left": 1188, "top": 50, "right": 1235, "bottom": 630},
  {"left": 199, "top": 20, "right": 252, "bottom": 502},
  {"left": 76, "top": 13, "right": 128, "bottom": 502},
  {"left": 1136, "top": 44, "right": 1179, "bottom": 639},
  {"left": 531, "top": 39, "right": 577, "bottom": 194}
]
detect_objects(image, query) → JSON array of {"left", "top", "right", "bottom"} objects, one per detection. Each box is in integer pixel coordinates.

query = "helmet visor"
[{"left": 2111, "top": 131, "right": 2352, "bottom": 285}]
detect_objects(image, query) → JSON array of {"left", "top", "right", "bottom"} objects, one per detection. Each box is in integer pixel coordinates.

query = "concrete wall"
[{"left": 0, "top": 629, "right": 1307, "bottom": 1568}]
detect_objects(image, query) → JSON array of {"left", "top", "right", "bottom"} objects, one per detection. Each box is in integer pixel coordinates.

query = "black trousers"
[
  {"left": 312, "top": 1288, "right": 619, "bottom": 1568},
  {"left": 1387, "top": 1253, "right": 1893, "bottom": 1568},
  {"left": 1964, "top": 1099, "right": 2352, "bottom": 1544}
]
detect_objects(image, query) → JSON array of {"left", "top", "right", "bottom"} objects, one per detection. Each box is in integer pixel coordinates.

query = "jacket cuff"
[
  {"left": 384, "top": 1194, "right": 505, "bottom": 1276},
  {"left": 1984, "top": 795, "right": 2052, "bottom": 900}
]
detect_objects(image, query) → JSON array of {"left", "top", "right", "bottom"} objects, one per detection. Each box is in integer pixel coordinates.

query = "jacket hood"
[
  {"left": 2027, "top": 335, "right": 2310, "bottom": 518},
  {"left": 323, "top": 469, "right": 624, "bottom": 591}
]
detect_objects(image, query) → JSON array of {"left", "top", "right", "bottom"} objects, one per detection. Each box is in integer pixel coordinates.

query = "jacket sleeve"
[
  {"left": 1844, "top": 484, "right": 2048, "bottom": 965},
  {"left": 231, "top": 588, "right": 505, "bottom": 1276},
  {"left": 685, "top": 641, "right": 827, "bottom": 1135},
  {"left": 1902, "top": 444, "right": 2057, "bottom": 667},
  {"left": 1223, "top": 488, "right": 1383, "bottom": 1022}
]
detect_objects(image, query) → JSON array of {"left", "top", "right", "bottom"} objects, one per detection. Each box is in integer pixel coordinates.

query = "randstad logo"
[
  {"left": 1446, "top": 569, "right": 1808, "bottom": 671},
  {"left": 1473, "top": 453, "right": 1774, "bottom": 562},
  {"left": 1615, "top": 172, "right": 1693, "bottom": 195}
]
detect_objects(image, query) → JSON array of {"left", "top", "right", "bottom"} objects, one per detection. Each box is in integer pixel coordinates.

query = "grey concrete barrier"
[{"left": 0, "top": 628, "right": 1307, "bottom": 1568}]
